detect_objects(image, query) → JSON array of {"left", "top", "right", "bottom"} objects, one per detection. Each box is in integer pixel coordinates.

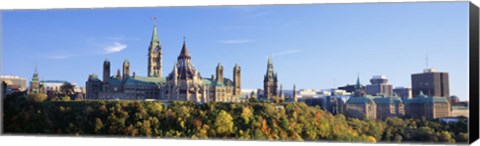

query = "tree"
[
  {"left": 60, "top": 82, "right": 75, "bottom": 97},
  {"left": 27, "top": 93, "right": 48, "bottom": 102},
  {"left": 61, "top": 96, "right": 71, "bottom": 101},
  {"left": 249, "top": 97, "right": 258, "bottom": 102},
  {"left": 438, "top": 131, "right": 455, "bottom": 143},
  {"left": 75, "top": 94, "right": 84, "bottom": 101},
  {"left": 214, "top": 110, "right": 234, "bottom": 136},
  {"left": 240, "top": 107, "right": 253, "bottom": 124},
  {"left": 456, "top": 132, "right": 468, "bottom": 143},
  {"left": 393, "top": 134, "right": 402, "bottom": 143},
  {"left": 94, "top": 118, "right": 103, "bottom": 133}
]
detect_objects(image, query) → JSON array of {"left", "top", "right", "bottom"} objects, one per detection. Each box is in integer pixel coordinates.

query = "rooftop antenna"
[
  {"left": 333, "top": 75, "right": 336, "bottom": 89},
  {"left": 153, "top": 16, "right": 157, "bottom": 25},
  {"left": 426, "top": 54, "right": 429, "bottom": 68}
]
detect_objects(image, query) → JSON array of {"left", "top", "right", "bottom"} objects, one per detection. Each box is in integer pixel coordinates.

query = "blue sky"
[{"left": 2, "top": 2, "right": 470, "bottom": 100}]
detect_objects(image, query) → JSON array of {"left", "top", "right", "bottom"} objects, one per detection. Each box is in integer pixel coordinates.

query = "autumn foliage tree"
[{"left": 2, "top": 93, "right": 468, "bottom": 144}]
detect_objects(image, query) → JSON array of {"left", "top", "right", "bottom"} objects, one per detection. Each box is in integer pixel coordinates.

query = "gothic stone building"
[
  {"left": 373, "top": 95, "right": 405, "bottom": 120},
  {"left": 86, "top": 22, "right": 242, "bottom": 103},
  {"left": 346, "top": 77, "right": 377, "bottom": 120},
  {"left": 404, "top": 91, "right": 450, "bottom": 120},
  {"left": 263, "top": 56, "right": 278, "bottom": 100}
]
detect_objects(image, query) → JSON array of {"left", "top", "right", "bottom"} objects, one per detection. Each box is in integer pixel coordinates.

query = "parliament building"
[{"left": 86, "top": 22, "right": 242, "bottom": 103}]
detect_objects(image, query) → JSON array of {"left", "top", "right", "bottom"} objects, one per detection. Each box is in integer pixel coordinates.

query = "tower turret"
[
  {"left": 216, "top": 63, "right": 224, "bottom": 83},
  {"left": 264, "top": 56, "right": 278, "bottom": 99},
  {"left": 279, "top": 84, "right": 284, "bottom": 100},
  {"left": 103, "top": 58, "right": 110, "bottom": 92},
  {"left": 116, "top": 69, "right": 122, "bottom": 79},
  {"left": 293, "top": 84, "right": 297, "bottom": 102},
  {"left": 148, "top": 17, "right": 163, "bottom": 78},
  {"left": 233, "top": 64, "right": 241, "bottom": 96},
  {"left": 30, "top": 65, "right": 40, "bottom": 94},
  {"left": 123, "top": 58, "right": 130, "bottom": 79},
  {"left": 354, "top": 75, "right": 365, "bottom": 97}
]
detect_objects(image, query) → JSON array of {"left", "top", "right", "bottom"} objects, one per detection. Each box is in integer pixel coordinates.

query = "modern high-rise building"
[
  {"left": 393, "top": 86, "right": 412, "bottom": 99},
  {"left": 411, "top": 68, "right": 449, "bottom": 98},
  {"left": 365, "top": 75, "right": 393, "bottom": 96}
]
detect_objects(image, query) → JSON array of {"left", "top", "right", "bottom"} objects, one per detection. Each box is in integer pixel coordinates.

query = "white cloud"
[
  {"left": 103, "top": 42, "right": 127, "bottom": 54},
  {"left": 272, "top": 49, "right": 301, "bottom": 57},
  {"left": 219, "top": 39, "right": 252, "bottom": 44}
]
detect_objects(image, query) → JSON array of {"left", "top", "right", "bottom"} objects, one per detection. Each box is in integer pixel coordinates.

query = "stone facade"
[
  {"left": 451, "top": 105, "right": 469, "bottom": 118},
  {"left": 346, "top": 76, "right": 377, "bottom": 120},
  {"left": 373, "top": 96, "right": 405, "bottom": 120},
  {"left": 86, "top": 22, "right": 241, "bottom": 103},
  {"left": 263, "top": 56, "right": 278, "bottom": 100},
  {"left": 346, "top": 96, "right": 377, "bottom": 120},
  {"left": 404, "top": 92, "right": 450, "bottom": 120},
  {"left": 29, "top": 67, "right": 41, "bottom": 94},
  {"left": 393, "top": 87, "right": 412, "bottom": 99}
]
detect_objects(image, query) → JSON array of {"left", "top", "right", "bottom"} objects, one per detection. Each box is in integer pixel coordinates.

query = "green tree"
[
  {"left": 60, "top": 82, "right": 75, "bottom": 96},
  {"left": 393, "top": 134, "right": 402, "bottom": 143},
  {"left": 456, "top": 132, "right": 468, "bottom": 143},
  {"left": 61, "top": 96, "right": 71, "bottom": 101},
  {"left": 240, "top": 107, "right": 253, "bottom": 124},
  {"left": 214, "top": 110, "right": 234, "bottom": 136},
  {"left": 438, "top": 131, "right": 455, "bottom": 143},
  {"left": 27, "top": 93, "right": 48, "bottom": 102},
  {"left": 94, "top": 118, "right": 103, "bottom": 133}
]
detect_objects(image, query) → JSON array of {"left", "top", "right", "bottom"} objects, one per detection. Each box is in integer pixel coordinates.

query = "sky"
[{"left": 1, "top": 2, "right": 470, "bottom": 100}]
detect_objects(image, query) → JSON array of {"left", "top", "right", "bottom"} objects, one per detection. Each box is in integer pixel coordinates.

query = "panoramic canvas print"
[{"left": 1, "top": 1, "right": 472, "bottom": 144}]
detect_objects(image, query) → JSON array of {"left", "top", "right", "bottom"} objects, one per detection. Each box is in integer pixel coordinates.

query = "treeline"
[{"left": 3, "top": 93, "right": 468, "bottom": 144}]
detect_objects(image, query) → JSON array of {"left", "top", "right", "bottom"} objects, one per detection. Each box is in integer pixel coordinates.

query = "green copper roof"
[
  {"left": 151, "top": 25, "right": 159, "bottom": 43},
  {"left": 265, "top": 56, "right": 275, "bottom": 80},
  {"left": 355, "top": 75, "right": 362, "bottom": 89},
  {"left": 88, "top": 74, "right": 101, "bottom": 81},
  {"left": 203, "top": 78, "right": 235, "bottom": 87},
  {"left": 109, "top": 77, "right": 123, "bottom": 86},
  {"left": 347, "top": 96, "right": 376, "bottom": 104},
  {"left": 32, "top": 66, "right": 39, "bottom": 82},
  {"left": 128, "top": 76, "right": 165, "bottom": 83},
  {"left": 452, "top": 106, "right": 468, "bottom": 110},
  {"left": 373, "top": 96, "right": 403, "bottom": 104},
  {"left": 149, "top": 23, "right": 161, "bottom": 52},
  {"left": 405, "top": 95, "right": 449, "bottom": 104}
]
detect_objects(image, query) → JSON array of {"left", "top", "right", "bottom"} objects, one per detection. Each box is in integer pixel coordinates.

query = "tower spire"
[
  {"left": 178, "top": 37, "right": 191, "bottom": 59},
  {"left": 153, "top": 16, "right": 157, "bottom": 25},
  {"left": 266, "top": 55, "right": 274, "bottom": 78},
  {"left": 356, "top": 73, "right": 361, "bottom": 88},
  {"left": 34, "top": 64, "right": 38, "bottom": 74},
  {"left": 150, "top": 16, "right": 160, "bottom": 47},
  {"left": 148, "top": 17, "right": 163, "bottom": 77}
]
